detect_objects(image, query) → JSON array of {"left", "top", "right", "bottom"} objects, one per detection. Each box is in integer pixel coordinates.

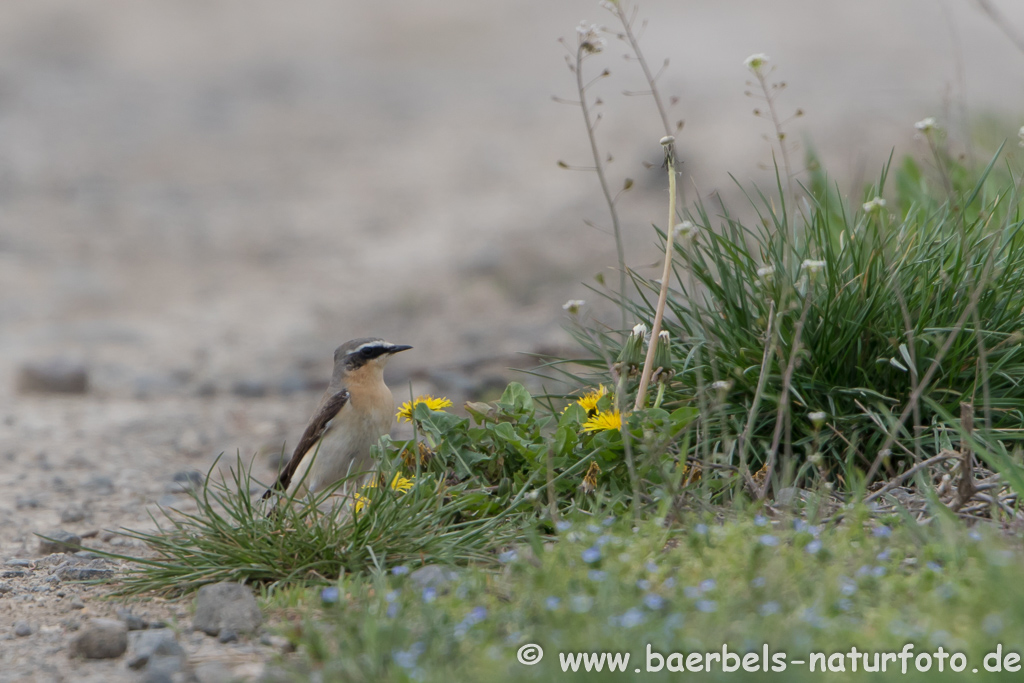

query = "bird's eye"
[{"left": 360, "top": 347, "right": 375, "bottom": 359}]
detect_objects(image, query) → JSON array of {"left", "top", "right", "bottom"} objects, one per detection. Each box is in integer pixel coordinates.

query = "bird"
[{"left": 262, "top": 337, "right": 412, "bottom": 504}]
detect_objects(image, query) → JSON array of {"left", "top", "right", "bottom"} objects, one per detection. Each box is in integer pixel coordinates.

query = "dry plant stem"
[
  {"left": 634, "top": 147, "right": 676, "bottom": 409},
  {"left": 613, "top": 2, "right": 673, "bottom": 139},
  {"left": 953, "top": 402, "right": 977, "bottom": 512},
  {"left": 546, "top": 444, "right": 559, "bottom": 525},
  {"left": 758, "top": 288, "right": 813, "bottom": 500},
  {"left": 617, "top": 370, "right": 642, "bottom": 523},
  {"left": 753, "top": 70, "right": 795, "bottom": 214},
  {"left": 737, "top": 301, "right": 777, "bottom": 491},
  {"left": 865, "top": 246, "right": 997, "bottom": 486},
  {"left": 576, "top": 43, "right": 628, "bottom": 333}
]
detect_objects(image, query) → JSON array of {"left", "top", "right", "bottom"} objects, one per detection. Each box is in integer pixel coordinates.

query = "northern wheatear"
[{"left": 263, "top": 337, "right": 411, "bottom": 502}]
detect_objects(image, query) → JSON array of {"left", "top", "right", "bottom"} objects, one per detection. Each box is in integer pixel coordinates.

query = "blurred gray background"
[{"left": 0, "top": 0, "right": 1022, "bottom": 401}]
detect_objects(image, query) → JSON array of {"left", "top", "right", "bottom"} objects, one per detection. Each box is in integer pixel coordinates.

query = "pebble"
[
  {"left": 192, "top": 582, "right": 263, "bottom": 636},
  {"left": 14, "top": 621, "right": 31, "bottom": 637},
  {"left": 16, "top": 359, "right": 89, "bottom": 394},
  {"left": 117, "top": 608, "right": 149, "bottom": 631},
  {"left": 231, "top": 379, "right": 268, "bottom": 398},
  {"left": 37, "top": 530, "right": 81, "bottom": 555},
  {"left": 69, "top": 618, "right": 128, "bottom": 659},
  {"left": 60, "top": 505, "right": 86, "bottom": 523},
  {"left": 1, "top": 570, "right": 27, "bottom": 579},
  {"left": 0, "top": 582, "right": 11, "bottom": 594},
  {"left": 170, "top": 469, "right": 204, "bottom": 493},
  {"left": 55, "top": 565, "right": 114, "bottom": 581},
  {"left": 69, "top": 597, "right": 85, "bottom": 609},
  {"left": 15, "top": 495, "right": 41, "bottom": 509},
  {"left": 83, "top": 475, "right": 115, "bottom": 496},
  {"left": 5, "top": 559, "right": 32, "bottom": 567},
  {"left": 126, "top": 628, "right": 185, "bottom": 670},
  {"left": 217, "top": 628, "right": 238, "bottom": 643}
]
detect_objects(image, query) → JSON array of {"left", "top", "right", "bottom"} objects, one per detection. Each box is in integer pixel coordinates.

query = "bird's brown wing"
[{"left": 263, "top": 389, "right": 350, "bottom": 499}]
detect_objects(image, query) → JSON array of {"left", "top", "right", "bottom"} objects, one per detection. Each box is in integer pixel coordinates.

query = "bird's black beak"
[{"left": 387, "top": 344, "right": 413, "bottom": 354}]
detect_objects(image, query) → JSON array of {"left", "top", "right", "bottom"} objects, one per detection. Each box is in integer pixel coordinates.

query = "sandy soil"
[{"left": 1, "top": 0, "right": 1022, "bottom": 680}]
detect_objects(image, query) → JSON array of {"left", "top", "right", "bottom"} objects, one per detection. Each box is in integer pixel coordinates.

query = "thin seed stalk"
[{"left": 635, "top": 147, "right": 677, "bottom": 409}]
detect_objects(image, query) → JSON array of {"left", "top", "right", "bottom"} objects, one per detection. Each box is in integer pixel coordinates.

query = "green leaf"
[{"left": 499, "top": 382, "right": 535, "bottom": 416}]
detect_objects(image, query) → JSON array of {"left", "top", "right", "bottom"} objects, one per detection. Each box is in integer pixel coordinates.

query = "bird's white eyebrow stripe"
[{"left": 351, "top": 341, "right": 387, "bottom": 355}]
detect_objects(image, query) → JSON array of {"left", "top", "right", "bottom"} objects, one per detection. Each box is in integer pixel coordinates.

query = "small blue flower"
[
  {"left": 588, "top": 569, "right": 607, "bottom": 582},
  {"left": 759, "top": 534, "right": 779, "bottom": 547},
  {"left": 555, "top": 520, "right": 572, "bottom": 532},
  {"left": 805, "top": 539, "right": 822, "bottom": 554},
  {"left": 466, "top": 606, "right": 487, "bottom": 624},
  {"left": 581, "top": 546, "right": 601, "bottom": 564},
  {"left": 758, "top": 601, "right": 779, "bottom": 616},
  {"left": 926, "top": 561, "right": 942, "bottom": 573},
  {"left": 663, "top": 577, "right": 676, "bottom": 589},
  {"left": 393, "top": 642, "right": 425, "bottom": 669},
  {"left": 793, "top": 519, "right": 807, "bottom": 532},
  {"left": 876, "top": 549, "right": 891, "bottom": 562},
  {"left": 684, "top": 585, "right": 700, "bottom": 599},
  {"left": 643, "top": 593, "right": 665, "bottom": 610},
  {"left": 422, "top": 587, "right": 437, "bottom": 603},
  {"left": 392, "top": 565, "right": 411, "bottom": 576},
  {"left": 498, "top": 550, "right": 518, "bottom": 564},
  {"left": 386, "top": 602, "right": 399, "bottom": 618},
  {"left": 587, "top": 524, "right": 602, "bottom": 534},
  {"left": 839, "top": 577, "right": 857, "bottom": 596},
  {"left": 872, "top": 525, "right": 892, "bottom": 538},
  {"left": 545, "top": 596, "right": 561, "bottom": 610},
  {"left": 754, "top": 514, "right": 768, "bottom": 527},
  {"left": 969, "top": 529, "right": 982, "bottom": 542},
  {"left": 619, "top": 607, "right": 646, "bottom": 628},
  {"left": 699, "top": 578, "right": 716, "bottom": 592},
  {"left": 837, "top": 598, "right": 853, "bottom": 612},
  {"left": 570, "top": 594, "right": 593, "bottom": 613},
  {"left": 856, "top": 565, "right": 871, "bottom": 578},
  {"left": 695, "top": 600, "right": 717, "bottom": 613},
  {"left": 602, "top": 516, "right": 616, "bottom": 527},
  {"left": 320, "top": 586, "right": 340, "bottom": 604},
  {"left": 645, "top": 560, "right": 658, "bottom": 573},
  {"left": 385, "top": 590, "right": 399, "bottom": 603},
  {"left": 871, "top": 565, "right": 886, "bottom": 578},
  {"left": 694, "top": 523, "right": 708, "bottom": 535},
  {"left": 636, "top": 579, "right": 651, "bottom": 591},
  {"left": 595, "top": 534, "right": 612, "bottom": 547},
  {"left": 751, "top": 576, "right": 766, "bottom": 588}
]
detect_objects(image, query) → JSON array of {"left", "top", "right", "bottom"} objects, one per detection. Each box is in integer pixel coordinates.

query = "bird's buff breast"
[{"left": 305, "top": 384, "right": 394, "bottom": 492}]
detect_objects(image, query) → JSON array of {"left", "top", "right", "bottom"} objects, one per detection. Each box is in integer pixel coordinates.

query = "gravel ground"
[{"left": 1, "top": 0, "right": 1022, "bottom": 680}]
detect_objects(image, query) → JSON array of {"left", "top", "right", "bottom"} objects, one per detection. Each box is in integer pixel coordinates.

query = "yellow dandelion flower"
[
  {"left": 582, "top": 408, "right": 622, "bottom": 433},
  {"left": 396, "top": 395, "right": 453, "bottom": 422},
  {"left": 354, "top": 472, "right": 416, "bottom": 513},
  {"left": 575, "top": 385, "right": 608, "bottom": 414}
]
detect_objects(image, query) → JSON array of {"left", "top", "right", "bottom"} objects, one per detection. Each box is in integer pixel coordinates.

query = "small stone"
[
  {"left": 38, "top": 530, "right": 81, "bottom": 555},
  {"left": 0, "top": 570, "right": 26, "bottom": 579},
  {"left": 409, "top": 565, "right": 460, "bottom": 591},
  {"left": 84, "top": 475, "right": 115, "bottom": 496},
  {"left": 73, "top": 550, "right": 102, "bottom": 560},
  {"left": 0, "top": 582, "right": 11, "bottom": 594},
  {"left": 16, "top": 360, "right": 88, "bottom": 394},
  {"left": 55, "top": 565, "right": 114, "bottom": 582},
  {"left": 5, "top": 559, "right": 31, "bottom": 567},
  {"left": 69, "top": 618, "right": 128, "bottom": 659},
  {"left": 117, "top": 608, "right": 148, "bottom": 631},
  {"left": 126, "top": 628, "right": 184, "bottom": 670},
  {"left": 192, "top": 582, "right": 262, "bottom": 636},
  {"left": 193, "top": 661, "right": 234, "bottom": 683},
  {"left": 217, "top": 628, "right": 238, "bottom": 643},
  {"left": 170, "top": 469, "right": 204, "bottom": 493},
  {"left": 69, "top": 597, "right": 85, "bottom": 609},
  {"left": 15, "top": 495, "right": 41, "bottom": 509},
  {"left": 60, "top": 505, "right": 86, "bottom": 523},
  {"left": 259, "top": 633, "right": 294, "bottom": 653},
  {"left": 231, "top": 379, "right": 267, "bottom": 398},
  {"left": 14, "top": 621, "right": 31, "bottom": 637}
]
